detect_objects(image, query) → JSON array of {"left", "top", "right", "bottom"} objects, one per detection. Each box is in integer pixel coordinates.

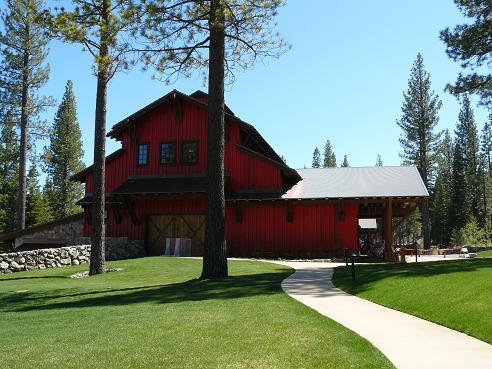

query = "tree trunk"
[
  {"left": 420, "top": 200, "right": 431, "bottom": 249},
  {"left": 17, "top": 49, "right": 29, "bottom": 230},
  {"left": 89, "top": 0, "right": 110, "bottom": 276},
  {"left": 418, "top": 167, "right": 431, "bottom": 249},
  {"left": 201, "top": 0, "right": 228, "bottom": 279},
  {"left": 62, "top": 159, "right": 68, "bottom": 217}
]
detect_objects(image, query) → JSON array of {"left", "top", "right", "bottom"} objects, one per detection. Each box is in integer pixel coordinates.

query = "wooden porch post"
[{"left": 383, "top": 198, "right": 393, "bottom": 254}]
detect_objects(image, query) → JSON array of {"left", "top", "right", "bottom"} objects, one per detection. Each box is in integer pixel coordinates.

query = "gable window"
[
  {"left": 137, "top": 143, "right": 149, "bottom": 166},
  {"left": 160, "top": 142, "right": 176, "bottom": 165},
  {"left": 181, "top": 141, "right": 198, "bottom": 164}
]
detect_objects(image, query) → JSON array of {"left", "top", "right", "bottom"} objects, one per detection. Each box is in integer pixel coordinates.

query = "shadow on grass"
[
  {"left": 334, "top": 258, "right": 492, "bottom": 294},
  {"left": 0, "top": 270, "right": 293, "bottom": 312},
  {"left": 0, "top": 275, "right": 70, "bottom": 282}
]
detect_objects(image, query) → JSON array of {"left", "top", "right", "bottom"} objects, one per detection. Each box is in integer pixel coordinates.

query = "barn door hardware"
[
  {"left": 83, "top": 204, "right": 92, "bottom": 222},
  {"left": 112, "top": 203, "right": 122, "bottom": 224},
  {"left": 233, "top": 201, "right": 243, "bottom": 223},
  {"left": 124, "top": 197, "right": 141, "bottom": 226},
  {"left": 285, "top": 202, "right": 293, "bottom": 223},
  {"left": 337, "top": 200, "right": 345, "bottom": 222}
]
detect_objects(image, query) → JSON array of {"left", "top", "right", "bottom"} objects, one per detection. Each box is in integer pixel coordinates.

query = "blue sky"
[{"left": 35, "top": 0, "right": 488, "bottom": 169}]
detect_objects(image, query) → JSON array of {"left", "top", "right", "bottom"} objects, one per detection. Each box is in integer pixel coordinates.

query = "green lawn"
[
  {"left": 0, "top": 257, "right": 393, "bottom": 369},
  {"left": 333, "top": 258, "right": 492, "bottom": 344},
  {"left": 478, "top": 249, "right": 492, "bottom": 258}
]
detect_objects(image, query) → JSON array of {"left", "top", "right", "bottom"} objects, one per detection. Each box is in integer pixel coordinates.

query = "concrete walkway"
[{"left": 273, "top": 261, "right": 492, "bottom": 369}]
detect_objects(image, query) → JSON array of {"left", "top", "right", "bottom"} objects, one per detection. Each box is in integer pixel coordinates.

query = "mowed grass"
[
  {"left": 478, "top": 249, "right": 492, "bottom": 258},
  {"left": 0, "top": 257, "right": 394, "bottom": 369},
  {"left": 333, "top": 258, "right": 492, "bottom": 344}
]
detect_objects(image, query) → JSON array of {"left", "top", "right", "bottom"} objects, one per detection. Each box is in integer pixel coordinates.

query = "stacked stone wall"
[{"left": 0, "top": 240, "right": 146, "bottom": 274}]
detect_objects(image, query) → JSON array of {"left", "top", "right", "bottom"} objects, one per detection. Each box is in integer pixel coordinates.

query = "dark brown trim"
[
  {"left": 236, "top": 144, "right": 301, "bottom": 183},
  {"left": 83, "top": 205, "right": 92, "bottom": 222},
  {"left": 225, "top": 196, "right": 428, "bottom": 205},
  {"left": 285, "top": 202, "right": 293, "bottom": 223},
  {"left": 181, "top": 140, "right": 198, "bottom": 165},
  {"left": 112, "top": 203, "right": 122, "bottom": 224},
  {"left": 123, "top": 197, "right": 141, "bottom": 226},
  {"left": 71, "top": 149, "right": 124, "bottom": 182},
  {"left": 237, "top": 144, "right": 286, "bottom": 170},
  {"left": 173, "top": 94, "right": 183, "bottom": 124},
  {"left": 106, "top": 90, "right": 287, "bottom": 170},
  {"left": 159, "top": 141, "right": 177, "bottom": 165},
  {"left": 338, "top": 200, "right": 346, "bottom": 222},
  {"left": 233, "top": 201, "right": 243, "bottom": 223}
]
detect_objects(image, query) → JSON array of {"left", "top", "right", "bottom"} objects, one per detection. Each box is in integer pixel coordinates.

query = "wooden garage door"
[{"left": 146, "top": 214, "right": 206, "bottom": 256}]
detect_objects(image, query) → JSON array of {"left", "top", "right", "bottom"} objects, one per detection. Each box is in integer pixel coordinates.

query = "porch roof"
[{"left": 282, "top": 166, "right": 428, "bottom": 200}]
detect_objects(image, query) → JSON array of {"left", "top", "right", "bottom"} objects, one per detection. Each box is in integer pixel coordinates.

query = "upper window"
[
  {"left": 160, "top": 142, "right": 176, "bottom": 165},
  {"left": 137, "top": 143, "right": 149, "bottom": 166},
  {"left": 181, "top": 141, "right": 198, "bottom": 164}
]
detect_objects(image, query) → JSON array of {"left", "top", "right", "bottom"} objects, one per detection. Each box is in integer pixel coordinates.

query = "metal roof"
[{"left": 282, "top": 166, "right": 428, "bottom": 200}]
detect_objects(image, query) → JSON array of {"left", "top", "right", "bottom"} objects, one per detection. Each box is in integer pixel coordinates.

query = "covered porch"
[{"left": 358, "top": 196, "right": 426, "bottom": 259}]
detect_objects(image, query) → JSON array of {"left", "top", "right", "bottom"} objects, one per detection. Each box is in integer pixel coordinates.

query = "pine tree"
[
  {"left": 26, "top": 162, "right": 52, "bottom": 227},
  {"left": 49, "top": 0, "right": 141, "bottom": 275},
  {"left": 482, "top": 119, "right": 492, "bottom": 173},
  {"left": 312, "top": 147, "right": 321, "bottom": 168},
  {"left": 397, "top": 53, "right": 442, "bottom": 249},
  {"left": 451, "top": 133, "right": 469, "bottom": 234},
  {"left": 44, "top": 80, "right": 84, "bottom": 219},
  {"left": 138, "top": 0, "right": 289, "bottom": 278},
  {"left": 450, "top": 96, "right": 480, "bottom": 235},
  {"left": 481, "top": 120, "right": 492, "bottom": 227},
  {"left": 431, "top": 130, "right": 453, "bottom": 246},
  {"left": 341, "top": 155, "right": 349, "bottom": 167},
  {"left": 461, "top": 96, "right": 480, "bottom": 219},
  {"left": 441, "top": 1, "right": 492, "bottom": 106},
  {"left": 323, "top": 140, "right": 337, "bottom": 167},
  {"left": 0, "top": 112, "right": 19, "bottom": 233},
  {"left": 477, "top": 153, "right": 491, "bottom": 228},
  {"left": 0, "top": 0, "right": 53, "bottom": 230},
  {"left": 376, "top": 154, "right": 383, "bottom": 166}
]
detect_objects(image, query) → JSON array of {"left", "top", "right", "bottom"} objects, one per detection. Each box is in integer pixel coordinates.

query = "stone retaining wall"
[
  {"left": 0, "top": 240, "right": 146, "bottom": 274},
  {"left": 14, "top": 214, "right": 88, "bottom": 249}
]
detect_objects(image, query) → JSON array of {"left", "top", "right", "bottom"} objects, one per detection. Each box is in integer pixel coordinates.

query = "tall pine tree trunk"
[
  {"left": 420, "top": 201, "right": 431, "bottom": 249},
  {"left": 201, "top": 0, "right": 228, "bottom": 279},
  {"left": 419, "top": 168, "right": 431, "bottom": 249},
  {"left": 89, "top": 0, "right": 109, "bottom": 276},
  {"left": 18, "top": 49, "right": 29, "bottom": 230},
  {"left": 62, "top": 159, "right": 68, "bottom": 217}
]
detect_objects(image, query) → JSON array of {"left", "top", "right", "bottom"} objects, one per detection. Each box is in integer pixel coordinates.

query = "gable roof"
[
  {"left": 282, "top": 166, "right": 428, "bottom": 200},
  {"left": 105, "top": 90, "right": 288, "bottom": 167},
  {"left": 81, "top": 89, "right": 300, "bottom": 184},
  {"left": 71, "top": 149, "right": 124, "bottom": 182},
  {"left": 108, "top": 89, "right": 238, "bottom": 140}
]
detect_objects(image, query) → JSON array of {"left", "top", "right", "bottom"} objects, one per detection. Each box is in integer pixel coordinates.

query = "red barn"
[{"left": 73, "top": 90, "right": 428, "bottom": 258}]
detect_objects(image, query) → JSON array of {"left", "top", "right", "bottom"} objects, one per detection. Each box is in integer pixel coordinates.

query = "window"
[
  {"left": 181, "top": 141, "right": 198, "bottom": 164},
  {"left": 137, "top": 143, "right": 149, "bottom": 166},
  {"left": 160, "top": 142, "right": 176, "bottom": 165}
]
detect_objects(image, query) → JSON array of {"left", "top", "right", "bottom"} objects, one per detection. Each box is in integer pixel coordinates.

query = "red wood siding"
[
  {"left": 81, "top": 93, "right": 358, "bottom": 258},
  {"left": 84, "top": 101, "right": 282, "bottom": 192},
  {"left": 85, "top": 199, "right": 358, "bottom": 257},
  {"left": 225, "top": 202, "right": 358, "bottom": 257},
  {"left": 84, "top": 199, "right": 206, "bottom": 239}
]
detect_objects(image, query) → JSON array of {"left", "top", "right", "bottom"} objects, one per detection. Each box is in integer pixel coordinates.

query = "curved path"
[{"left": 272, "top": 261, "right": 492, "bottom": 369}]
